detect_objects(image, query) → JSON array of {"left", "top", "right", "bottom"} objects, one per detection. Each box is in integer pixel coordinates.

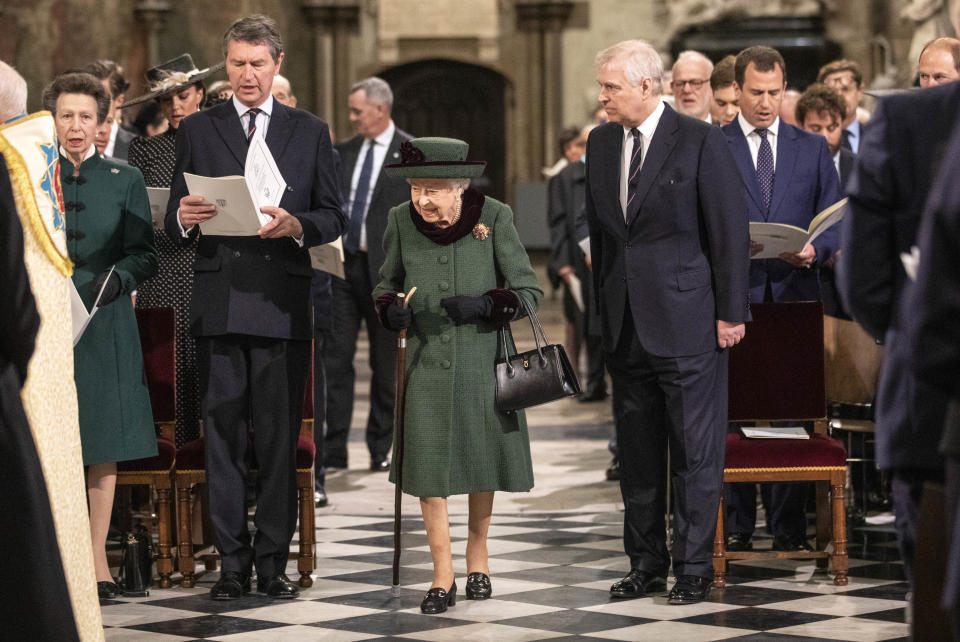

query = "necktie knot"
[
  {"left": 755, "top": 127, "right": 768, "bottom": 140},
  {"left": 630, "top": 127, "right": 640, "bottom": 141}
]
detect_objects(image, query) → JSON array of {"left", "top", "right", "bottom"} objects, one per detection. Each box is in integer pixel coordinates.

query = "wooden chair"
[
  {"left": 713, "top": 301, "right": 849, "bottom": 588},
  {"left": 175, "top": 363, "right": 316, "bottom": 588},
  {"left": 116, "top": 307, "right": 177, "bottom": 588}
]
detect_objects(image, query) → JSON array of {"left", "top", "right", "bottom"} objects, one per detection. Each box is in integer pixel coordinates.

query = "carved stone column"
[
  {"left": 515, "top": 0, "right": 574, "bottom": 179},
  {"left": 135, "top": 0, "right": 172, "bottom": 68},
  {"left": 302, "top": 0, "right": 361, "bottom": 129}
]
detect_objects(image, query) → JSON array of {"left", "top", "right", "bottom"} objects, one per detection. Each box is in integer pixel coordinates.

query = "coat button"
[
  {"left": 440, "top": 334, "right": 450, "bottom": 344},
  {"left": 439, "top": 255, "right": 449, "bottom": 264},
  {"left": 264, "top": 254, "right": 272, "bottom": 261},
  {"left": 233, "top": 251, "right": 241, "bottom": 258},
  {"left": 440, "top": 359, "right": 451, "bottom": 369},
  {"left": 438, "top": 281, "right": 449, "bottom": 291}
]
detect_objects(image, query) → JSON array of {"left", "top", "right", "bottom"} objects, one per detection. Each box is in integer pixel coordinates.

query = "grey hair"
[
  {"left": 674, "top": 50, "right": 714, "bottom": 75},
  {"left": 222, "top": 14, "right": 284, "bottom": 63},
  {"left": 0, "top": 61, "right": 27, "bottom": 122},
  {"left": 595, "top": 40, "right": 663, "bottom": 95},
  {"left": 350, "top": 77, "right": 393, "bottom": 112}
]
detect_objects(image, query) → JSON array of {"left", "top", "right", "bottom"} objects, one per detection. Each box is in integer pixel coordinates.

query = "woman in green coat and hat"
[{"left": 373, "top": 137, "right": 543, "bottom": 614}]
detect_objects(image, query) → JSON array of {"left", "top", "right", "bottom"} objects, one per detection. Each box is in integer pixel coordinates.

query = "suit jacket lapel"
[
  {"left": 265, "top": 103, "right": 295, "bottom": 162},
  {"left": 602, "top": 125, "right": 626, "bottom": 236},
  {"left": 769, "top": 123, "right": 797, "bottom": 220},
  {"left": 211, "top": 103, "right": 249, "bottom": 169},
  {"left": 369, "top": 130, "right": 406, "bottom": 207},
  {"left": 627, "top": 105, "right": 678, "bottom": 225},
  {"left": 726, "top": 124, "right": 765, "bottom": 214}
]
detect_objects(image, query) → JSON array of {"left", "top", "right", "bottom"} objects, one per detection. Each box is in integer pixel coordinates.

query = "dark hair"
[
  {"left": 816, "top": 59, "right": 863, "bottom": 87},
  {"left": 81, "top": 59, "right": 130, "bottom": 98},
  {"left": 132, "top": 101, "right": 166, "bottom": 136},
  {"left": 710, "top": 55, "right": 736, "bottom": 91},
  {"left": 42, "top": 72, "right": 111, "bottom": 124},
  {"left": 919, "top": 37, "right": 960, "bottom": 72},
  {"left": 222, "top": 14, "right": 283, "bottom": 63},
  {"left": 557, "top": 126, "right": 581, "bottom": 154},
  {"left": 734, "top": 46, "right": 786, "bottom": 87},
  {"left": 795, "top": 83, "right": 847, "bottom": 126}
]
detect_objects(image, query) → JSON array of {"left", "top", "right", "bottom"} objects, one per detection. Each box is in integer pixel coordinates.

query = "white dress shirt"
[
  {"left": 620, "top": 100, "right": 665, "bottom": 219},
  {"left": 348, "top": 120, "right": 395, "bottom": 252},
  {"left": 737, "top": 111, "right": 780, "bottom": 170},
  {"left": 233, "top": 94, "right": 274, "bottom": 142},
  {"left": 104, "top": 120, "right": 119, "bottom": 158}
]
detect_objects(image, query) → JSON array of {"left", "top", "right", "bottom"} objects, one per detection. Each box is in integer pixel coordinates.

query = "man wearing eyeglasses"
[{"left": 671, "top": 50, "right": 714, "bottom": 123}]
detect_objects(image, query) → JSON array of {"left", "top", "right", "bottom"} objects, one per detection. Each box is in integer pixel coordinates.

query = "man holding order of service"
[
  {"left": 585, "top": 39, "right": 749, "bottom": 605},
  {"left": 165, "top": 13, "right": 346, "bottom": 601}
]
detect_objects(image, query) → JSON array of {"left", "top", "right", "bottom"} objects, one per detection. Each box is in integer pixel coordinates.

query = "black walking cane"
[{"left": 391, "top": 286, "right": 416, "bottom": 597}]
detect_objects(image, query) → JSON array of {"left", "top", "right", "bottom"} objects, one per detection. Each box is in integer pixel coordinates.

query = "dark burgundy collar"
[{"left": 408, "top": 187, "right": 484, "bottom": 245}]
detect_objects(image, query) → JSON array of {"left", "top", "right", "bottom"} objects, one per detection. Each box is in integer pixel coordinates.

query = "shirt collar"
[
  {"left": 371, "top": 120, "right": 395, "bottom": 148},
  {"left": 622, "top": 99, "right": 665, "bottom": 143},
  {"left": 59, "top": 144, "right": 97, "bottom": 165},
  {"left": 737, "top": 112, "right": 780, "bottom": 138},
  {"left": 232, "top": 94, "right": 275, "bottom": 119}
]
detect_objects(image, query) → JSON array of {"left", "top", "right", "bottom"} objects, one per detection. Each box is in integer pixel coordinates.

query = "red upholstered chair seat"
[
  {"left": 118, "top": 437, "right": 176, "bottom": 472},
  {"left": 724, "top": 433, "right": 847, "bottom": 470}
]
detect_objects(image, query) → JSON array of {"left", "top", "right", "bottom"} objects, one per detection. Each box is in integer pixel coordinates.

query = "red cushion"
[
  {"left": 135, "top": 307, "right": 177, "bottom": 423},
  {"left": 175, "top": 434, "right": 315, "bottom": 472},
  {"left": 724, "top": 432, "right": 846, "bottom": 470},
  {"left": 118, "top": 437, "right": 175, "bottom": 472}
]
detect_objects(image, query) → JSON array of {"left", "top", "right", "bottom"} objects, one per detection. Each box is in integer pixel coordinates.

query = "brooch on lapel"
[{"left": 472, "top": 223, "right": 490, "bottom": 240}]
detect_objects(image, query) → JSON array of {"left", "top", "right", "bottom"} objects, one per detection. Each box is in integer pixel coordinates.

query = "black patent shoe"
[
  {"left": 465, "top": 572, "right": 492, "bottom": 600},
  {"left": 726, "top": 533, "right": 753, "bottom": 551},
  {"left": 98, "top": 581, "right": 119, "bottom": 600},
  {"left": 257, "top": 574, "right": 300, "bottom": 599},
  {"left": 667, "top": 574, "right": 712, "bottom": 604},
  {"left": 211, "top": 571, "right": 251, "bottom": 600},
  {"left": 609, "top": 569, "right": 667, "bottom": 598},
  {"left": 420, "top": 581, "right": 457, "bottom": 614}
]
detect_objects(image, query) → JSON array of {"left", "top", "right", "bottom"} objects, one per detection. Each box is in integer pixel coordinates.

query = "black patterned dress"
[{"left": 129, "top": 128, "right": 200, "bottom": 445}]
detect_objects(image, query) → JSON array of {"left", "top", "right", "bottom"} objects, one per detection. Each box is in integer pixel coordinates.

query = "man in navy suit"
[
  {"left": 166, "top": 14, "right": 346, "bottom": 600},
  {"left": 721, "top": 46, "right": 840, "bottom": 553},
  {"left": 839, "top": 79, "right": 960, "bottom": 588},
  {"left": 585, "top": 40, "right": 749, "bottom": 605}
]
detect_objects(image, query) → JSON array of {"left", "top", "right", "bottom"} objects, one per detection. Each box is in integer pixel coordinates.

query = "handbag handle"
[{"left": 498, "top": 292, "right": 548, "bottom": 375}]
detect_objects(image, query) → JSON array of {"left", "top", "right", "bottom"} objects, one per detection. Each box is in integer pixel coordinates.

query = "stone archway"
[{"left": 379, "top": 59, "right": 507, "bottom": 201}]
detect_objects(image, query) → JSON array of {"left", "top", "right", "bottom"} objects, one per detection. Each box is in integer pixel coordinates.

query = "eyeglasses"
[{"left": 670, "top": 79, "right": 708, "bottom": 90}]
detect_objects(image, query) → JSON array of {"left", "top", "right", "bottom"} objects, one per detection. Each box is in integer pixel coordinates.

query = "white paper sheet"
[
  {"left": 567, "top": 273, "right": 584, "bottom": 312},
  {"left": 70, "top": 265, "right": 115, "bottom": 346},
  {"left": 740, "top": 425, "right": 810, "bottom": 439},
  {"left": 309, "top": 237, "right": 345, "bottom": 279},
  {"left": 146, "top": 187, "right": 170, "bottom": 229},
  {"left": 186, "top": 173, "right": 261, "bottom": 236},
  {"left": 245, "top": 134, "right": 286, "bottom": 225}
]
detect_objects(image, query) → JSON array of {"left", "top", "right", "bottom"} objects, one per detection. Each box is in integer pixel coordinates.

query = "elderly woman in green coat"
[
  {"left": 44, "top": 72, "right": 158, "bottom": 600},
  {"left": 373, "top": 138, "right": 543, "bottom": 614}
]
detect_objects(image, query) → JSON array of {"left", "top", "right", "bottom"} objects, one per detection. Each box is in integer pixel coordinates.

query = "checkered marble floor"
[{"left": 101, "top": 504, "right": 907, "bottom": 641}]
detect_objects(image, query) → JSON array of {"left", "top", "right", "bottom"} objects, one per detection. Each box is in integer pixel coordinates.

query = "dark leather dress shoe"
[
  {"left": 668, "top": 575, "right": 712, "bottom": 604},
  {"left": 609, "top": 569, "right": 667, "bottom": 598},
  {"left": 773, "top": 537, "right": 813, "bottom": 552},
  {"left": 579, "top": 389, "right": 608, "bottom": 402},
  {"left": 314, "top": 487, "right": 328, "bottom": 507},
  {"left": 257, "top": 574, "right": 299, "bottom": 599},
  {"left": 465, "top": 572, "right": 492, "bottom": 600},
  {"left": 420, "top": 581, "right": 457, "bottom": 614},
  {"left": 211, "top": 571, "right": 250, "bottom": 600},
  {"left": 370, "top": 457, "right": 390, "bottom": 472},
  {"left": 98, "top": 581, "right": 119, "bottom": 600},
  {"left": 605, "top": 459, "right": 621, "bottom": 481},
  {"left": 726, "top": 533, "right": 753, "bottom": 551}
]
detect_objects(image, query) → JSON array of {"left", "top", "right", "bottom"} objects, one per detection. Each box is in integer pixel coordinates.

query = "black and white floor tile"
[{"left": 100, "top": 509, "right": 907, "bottom": 641}]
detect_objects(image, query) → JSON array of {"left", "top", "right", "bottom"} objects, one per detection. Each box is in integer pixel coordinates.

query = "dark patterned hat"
[
  {"left": 120, "top": 54, "right": 224, "bottom": 109},
  {"left": 383, "top": 137, "right": 486, "bottom": 179}
]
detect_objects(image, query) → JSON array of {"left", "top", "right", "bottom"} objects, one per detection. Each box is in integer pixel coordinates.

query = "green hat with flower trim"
[{"left": 383, "top": 137, "right": 486, "bottom": 179}]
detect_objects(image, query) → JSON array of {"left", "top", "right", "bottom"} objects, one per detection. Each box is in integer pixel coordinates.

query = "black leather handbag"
[
  {"left": 495, "top": 294, "right": 581, "bottom": 413},
  {"left": 117, "top": 525, "right": 153, "bottom": 597}
]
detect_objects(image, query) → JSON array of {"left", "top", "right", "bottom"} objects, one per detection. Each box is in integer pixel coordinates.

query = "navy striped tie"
[
  {"left": 245, "top": 108, "right": 262, "bottom": 142},
  {"left": 625, "top": 127, "right": 642, "bottom": 218}
]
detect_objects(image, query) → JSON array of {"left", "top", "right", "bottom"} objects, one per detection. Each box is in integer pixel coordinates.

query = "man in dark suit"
[
  {"left": 839, "top": 79, "right": 960, "bottom": 588},
  {"left": 586, "top": 39, "right": 749, "bottom": 605},
  {"left": 721, "top": 46, "right": 841, "bottom": 553},
  {"left": 817, "top": 60, "right": 865, "bottom": 154},
  {"left": 166, "top": 14, "right": 346, "bottom": 600},
  {"left": 325, "top": 76, "right": 411, "bottom": 472}
]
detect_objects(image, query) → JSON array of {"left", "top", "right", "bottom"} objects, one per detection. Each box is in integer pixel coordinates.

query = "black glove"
[
  {"left": 384, "top": 300, "right": 412, "bottom": 331},
  {"left": 92, "top": 270, "right": 122, "bottom": 306},
  {"left": 440, "top": 295, "right": 493, "bottom": 323}
]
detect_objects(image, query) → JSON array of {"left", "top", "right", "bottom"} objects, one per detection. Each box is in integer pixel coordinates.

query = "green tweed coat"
[
  {"left": 374, "top": 194, "right": 543, "bottom": 498},
  {"left": 63, "top": 152, "right": 158, "bottom": 465}
]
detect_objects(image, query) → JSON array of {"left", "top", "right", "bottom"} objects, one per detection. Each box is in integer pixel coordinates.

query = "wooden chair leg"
[
  {"left": 177, "top": 483, "right": 197, "bottom": 587},
  {"left": 815, "top": 480, "right": 830, "bottom": 569},
  {"left": 297, "top": 469, "right": 315, "bottom": 587},
  {"left": 156, "top": 483, "right": 174, "bottom": 588},
  {"left": 831, "top": 480, "right": 849, "bottom": 585},
  {"left": 713, "top": 495, "right": 727, "bottom": 588}
]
